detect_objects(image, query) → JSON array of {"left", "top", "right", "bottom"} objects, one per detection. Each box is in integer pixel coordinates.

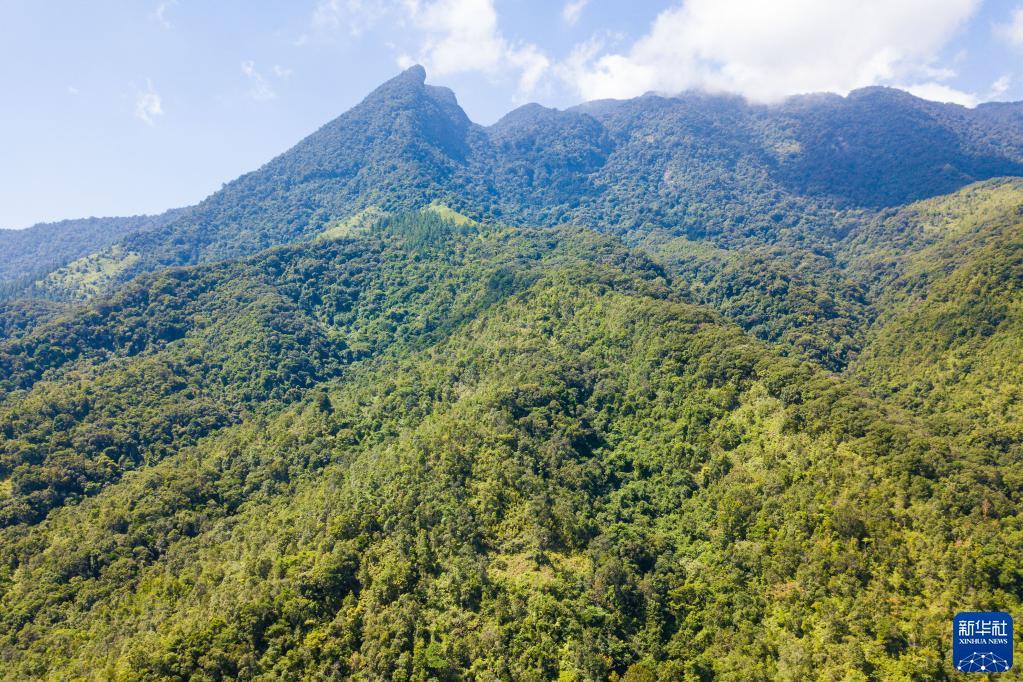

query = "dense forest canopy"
[{"left": 1, "top": 67, "right": 1022, "bottom": 679}]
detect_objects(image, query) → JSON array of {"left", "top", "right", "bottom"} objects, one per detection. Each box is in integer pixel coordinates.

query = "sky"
[{"left": 1, "top": 0, "right": 1022, "bottom": 229}]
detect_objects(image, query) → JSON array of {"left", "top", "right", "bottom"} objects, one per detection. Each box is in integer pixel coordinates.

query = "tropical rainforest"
[{"left": 1, "top": 66, "right": 1023, "bottom": 680}]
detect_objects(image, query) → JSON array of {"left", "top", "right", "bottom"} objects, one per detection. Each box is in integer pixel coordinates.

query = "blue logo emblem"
[{"left": 953, "top": 612, "right": 1013, "bottom": 673}]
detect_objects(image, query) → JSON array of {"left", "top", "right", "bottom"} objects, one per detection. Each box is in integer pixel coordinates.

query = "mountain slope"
[
  {"left": 1, "top": 68, "right": 1023, "bottom": 681},
  {"left": 850, "top": 179, "right": 1023, "bottom": 453},
  {"left": 127, "top": 72, "right": 1023, "bottom": 257},
  {"left": 0, "top": 211, "right": 664, "bottom": 527},
  {"left": 0, "top": 252, "right": 1018, "bottom": 679},
  {"left": 121, "top": 67, "right": 479, "bottom": 270},
  {"left": 0, "top": 211, "right": 181, "bottom": 298},
  {"left": 9, "top": 68, "right": 1023, "bottom": 301}
]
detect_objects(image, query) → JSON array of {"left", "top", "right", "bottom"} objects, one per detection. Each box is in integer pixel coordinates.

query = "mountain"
[
  {"left": 118, "top": 70, "right": 1023, "bottom": 256},
  {"left": 6, "top": 66, "right": 1023, "bottom": 302},
  {"left": 0, "top": 210, "right": 181, "bottom": 299},
  {"left": 0, "top": 208, "right": 1019, "bottom": 679},
  {"left": 1, "top": 68, "right": 1023, "bottom": 679},
  {"left": 850, "top": 179, "right": 1023, "bottom": 452}
]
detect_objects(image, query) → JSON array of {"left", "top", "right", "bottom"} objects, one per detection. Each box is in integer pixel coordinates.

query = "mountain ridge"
[
  {"left": 2, "top": 66, "right": 1023, "bottom": 677},
  {"left": 6, "top": 66, "right": 1023, "bottom": 302}
]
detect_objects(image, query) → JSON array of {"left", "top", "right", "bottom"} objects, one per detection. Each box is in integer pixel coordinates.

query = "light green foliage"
[
  {"left": 425, "top": 203, "right": 479, "bottom": 227},
  {"left": 0, "top": 205, "right": 1021, "bottom": 679},
  {"left": 852, "top": 179, "right": 1023, "bottom": 456},
  {"left": 35, "top": 245, "right": 142, "bottom": 301},
  {"left": 316, "top": 207, "right": 388, "bottom": 242},
  {"left": 0, "top": 211, "right": 179, "bottom": 299}
]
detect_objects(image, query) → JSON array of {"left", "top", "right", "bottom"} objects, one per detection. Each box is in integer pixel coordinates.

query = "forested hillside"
[
  {"left": 126, "top": 67, "right": 1023, "bottom": 264},
  {"left": 6, "top": 66, "right": 1023, "bottom": 302},
  {"left": 0, "top": 211, "right": 181, "bottom": 299},
  {"left": 0, "top": 209, "right": 1019, "bottom": 679},
  {"left": 850, "top": 179, "right": 1023, "bottom": 455},
  {"left": 0, "top": 212, "right": 660, "bottom": 526},
  {"left": 2, "top": 67, "right": 1023, "bottom": 680}
]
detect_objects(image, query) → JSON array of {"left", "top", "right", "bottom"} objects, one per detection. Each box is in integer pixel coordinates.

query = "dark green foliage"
[
  {"left": 644, "top": 234, "right": 869, "bottom": 371},
  {"left": 0, "top": 300, "right": 66, "bottom": 342},
  {"left": 12, "top": 68, "right": 1023, "bottom": 300}
]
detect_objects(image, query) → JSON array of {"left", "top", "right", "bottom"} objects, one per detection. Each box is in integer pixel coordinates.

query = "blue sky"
[{"left": 2, "top": 0, "right": 1022, "bottom": 229}]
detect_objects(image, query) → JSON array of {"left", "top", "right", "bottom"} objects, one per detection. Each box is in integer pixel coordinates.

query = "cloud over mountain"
[{"left": 560, "top": 0, "right": 980, "bottom": 102}]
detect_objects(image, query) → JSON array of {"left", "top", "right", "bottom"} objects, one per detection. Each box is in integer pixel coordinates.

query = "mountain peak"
[
  {"left": 34, "top": 66, "right": 1023, "bottom": 289},
  {"left": 361, "top": 64, "right": 430, "bottom": 104},
  {"left": 402, "top": 63, "right": 427, "bottom": 83},
  {"left": 356, "top": 65, "right": 465, "bottom": 125}
]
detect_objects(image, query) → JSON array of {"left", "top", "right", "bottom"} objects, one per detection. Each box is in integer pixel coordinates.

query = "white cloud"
[
  {"left": 919, "top": 64, "right": 957, "bottom": 81},
  {"left": 312, "top": 0, "right": 386, "bottom": 36},
  {"left": 991, "top": 74, "right": 1012, "bottom": 98},
  {"left": 273, "top": 65, "right": 294, "bottom": 78},
  {"left": 134, "top": 80, "right": 163, "bottom": 125},
  {"left": 153, "top": 1, "right": 175, "bottom": 29},
  {"left": 562, "top": 0, "right": 589, "bottom": 26},
  {"left": 995, "top": 5, "right": 1023, "bottom": 47},
  {"left": 303, "top": 0, "right": 549, "bottom": 97},
  {"left": 901, "top": 82, "right": 977, "bottom": 107},
  {"left": 241, "top": 60, "right": 276, "bottom": 101},
  {"left": 560, "top": 0, "right": 980, "bottom": 102},
  {"left": 401, "top": 0, "right": 550, "bottom": 97},
  {"left": 312, "top": 0, "right": 343, "bottom": 29}
]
